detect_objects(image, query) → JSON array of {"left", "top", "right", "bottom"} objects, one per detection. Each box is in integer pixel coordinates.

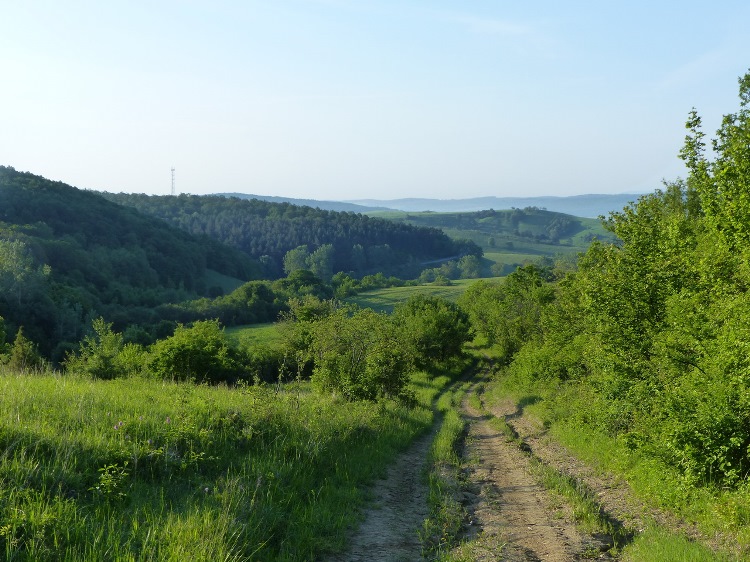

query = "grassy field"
[
  {"left": 0, "top": 367, "right": 455, "bottom": 561},
  {"left": 203, "top": 269, "right": 246, "bottom": 294},
  {"left": 346, "top": 279, "right": 494, "bottom": 313},
  {"left": 225, "top": 322, "right": 284, "bottom": 348}
]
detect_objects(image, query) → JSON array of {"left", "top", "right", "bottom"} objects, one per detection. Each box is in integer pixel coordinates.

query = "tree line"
[
  {"left": 460, "top": 70, "right": 750, "bottom": 491},
  {"left": 100, "top": 192, "right": 481, "bottom": 278},
  {"left": 0, "top": 291, "right": 472, "bottom": 405}
]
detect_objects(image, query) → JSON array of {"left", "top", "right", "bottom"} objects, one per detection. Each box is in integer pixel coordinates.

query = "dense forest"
[
  {"left": 0, "top": 168, "right": 478, "bottom": 361},
  {"left": 0, "top": 167, "right": 271, "bottom": 358},
  {"left": 100, "top": 192, "right": 481, "bottom": 279},
  {"left": 387, "top": 207, "right": 587, "bottom": 244},
  {"left": 460, "top": 71, "right": 750, "bottom": 491}
]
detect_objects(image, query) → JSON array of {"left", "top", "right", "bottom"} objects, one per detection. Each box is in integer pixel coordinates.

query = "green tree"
[
  {"left": 460, "top": 265, "right": 553, "bottom": 357},
  {"left": 7, "top": 327, "right": 45, "bottom": 373},
  {"left": 273, "top": 269, "right": 333, "bottom": 300},
  {"left": 393, "top": 294, "right": 473, "bottom": 368},
  {"left": 0, "top": 238, "right": 50, "bottom": 306},
  {"left": 458, "top": 255, "right": 481, "bottom": 279},
  {"left": 439, "top": 260, "right": 460, "bottom": 280},
  {"left": 149, "top": 319, "right": 245, "bottom": 383},
  {"left": 283, "top": 245, "right": 310, "bottom": 275},
  {"left": 306, "top": 244, "right": 334, "bottom": 281},
  {"left": 309, "top": 307, "right": 412, "bottom": 401},
  {"left": 64, "top": 318, "right": 131, "bottom": 379}
]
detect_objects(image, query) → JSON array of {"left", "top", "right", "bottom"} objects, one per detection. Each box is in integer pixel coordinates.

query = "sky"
[{"left": 2, "top": 1, "right": 750, "bottom": 201}]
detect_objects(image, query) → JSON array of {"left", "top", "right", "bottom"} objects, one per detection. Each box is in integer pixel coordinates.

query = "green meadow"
[
  {"left": 0, "top": 368, "right": 452, "bottom": 561},
  {"left": 345, "top": 279, "right": 493, "bottom": 313}
]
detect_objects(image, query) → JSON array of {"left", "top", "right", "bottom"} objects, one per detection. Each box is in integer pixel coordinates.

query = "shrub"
[
  {"left": 309, "top": 307, "right": 412, "bottom": 401},
  {"left": 148, "top": 319, "right": 246, "bottom": 384},
  {"left": 6, "top": 327, "right": 46, "bottom": 373},
  {"left": 65, "top": 318, "right": 146, "bottom": 379},
  {"left": 393, "top": 294, "right": 473, "bottom": 368}
]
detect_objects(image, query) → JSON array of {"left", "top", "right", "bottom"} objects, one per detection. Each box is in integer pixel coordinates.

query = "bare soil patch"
[
  {"left": 327, "top": 425, "right": 435, "bottom": 562},
  {"left": 458, "top": 384, "right": 588, "bottom": 561}
]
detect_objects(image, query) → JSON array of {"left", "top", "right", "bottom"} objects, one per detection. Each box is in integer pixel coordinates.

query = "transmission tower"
[{"left": 171, "top": 167, "right": 175, "bottom": 196}]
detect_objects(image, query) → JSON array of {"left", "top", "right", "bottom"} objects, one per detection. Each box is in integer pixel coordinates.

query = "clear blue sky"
[{"left": 2, "top": 1, "right": 749, "bottom": 200}]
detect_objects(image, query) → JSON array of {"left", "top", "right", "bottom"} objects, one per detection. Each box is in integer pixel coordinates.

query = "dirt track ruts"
[{"left": 327, "top": 423, "right": 435, "bottom": 561}]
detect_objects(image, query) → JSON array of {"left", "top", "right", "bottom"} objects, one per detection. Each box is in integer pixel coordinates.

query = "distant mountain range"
[
  {"left": 218, "top": 193, "right": 391, "bottom": 213},
  {"left": 345, "top": 194, "right": 649, "bottom": 218},
  {"left": 219, "top": 192, "right": 649, "bottom": 219}
]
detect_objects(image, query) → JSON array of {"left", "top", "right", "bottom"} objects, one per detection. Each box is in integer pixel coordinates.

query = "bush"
[
  {"left": 5, "top": 327, "right": 46, "bottom": 373},
  {"left": 393, "top": 294, "right": 473, "bottom": 368},
  {"left": 308, "top": 307, "right": 412, "bottom": 401},
  {"left": 64, "top": 318, "right": 130, "bottom": 379},
  {"left": 148, "top": 319, "right": 246, "bottom": 384}
]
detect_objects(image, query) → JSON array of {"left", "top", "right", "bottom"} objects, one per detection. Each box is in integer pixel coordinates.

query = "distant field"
[
  {"left": 346, "top": 279, "right": 497, "bottom": 313},
  {"left": 225, "top": 280, "right": 495, "bottom": 340},
  {"left": 203, "top": 268, "right": 246, "bottom": 293},
  {"left": 225, "top": 322, "right": 284, "bottom": 348},
  {"left": 367, "top": 208, "right": 612, "bottom": 276}
]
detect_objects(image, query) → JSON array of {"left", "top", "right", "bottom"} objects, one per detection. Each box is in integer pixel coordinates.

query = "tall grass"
[
  {"left": 0, "top": 369, "right": 446, "bottom": 561},
  {"left": 419, "top": 360, "right": 473, "bottom": 558}
]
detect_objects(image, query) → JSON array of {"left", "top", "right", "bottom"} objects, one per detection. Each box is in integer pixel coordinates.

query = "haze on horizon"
[{"left": 2, "top": 1, "right": 749, "bottom": 201}]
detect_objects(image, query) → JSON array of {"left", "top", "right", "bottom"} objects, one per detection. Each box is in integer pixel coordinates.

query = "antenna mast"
[{"left": 171, "top": 167, "right": 175, "bottom": 196}]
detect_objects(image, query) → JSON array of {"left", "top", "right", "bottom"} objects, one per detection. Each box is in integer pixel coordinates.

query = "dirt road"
[
  {"left": 328, "top": 365, "right": 725, "bottom": 560},
  {"left": 327, "top": 425, "right": 435, "bottom": 561},
  {"left": 458, "top": 383, "right": 589, "bottom": 561}
]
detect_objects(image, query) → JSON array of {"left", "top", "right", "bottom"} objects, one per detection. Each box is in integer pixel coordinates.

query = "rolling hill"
[
  {"left": 346, "top": 193, "right": 646, "bottom": 217},
  {"left": 0, "top": 166, "right": 261, "bottom": 358}
]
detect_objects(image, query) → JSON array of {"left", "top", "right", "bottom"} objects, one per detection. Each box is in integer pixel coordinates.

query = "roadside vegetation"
[
  {"left": 0, "top": 290, "right": 472, "bottom": 560},
  {"left": 458, "top": 72, "right": 750, "bottom": 560}
]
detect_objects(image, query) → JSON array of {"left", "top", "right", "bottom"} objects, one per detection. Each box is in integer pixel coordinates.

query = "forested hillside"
[
  {"left": 0, "top": 167, "right": 262, "bottom": 358},
  {"left": 101, "top": 192, "right": 480, "bottom": 278},
  {"left": 461, "top": 71, "right": 750, "bottom": 495},
  {"left": 377, "top": 207, "right": 611, "bottom": 246}
]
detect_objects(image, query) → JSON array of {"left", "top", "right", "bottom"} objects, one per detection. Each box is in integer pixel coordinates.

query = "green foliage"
[
  {"left": 160, "top": 280, "right": 283, "bottom": 327},
  {"left": 478, "top": 70, "right": 750, "bottom": 493},
  {"left": 460, "top": 264, "right": 554, "bottom": 358},
  {"left": 0, "top": 238, "right": 50, "bottom": 307},
  {"left": 148, "top": 320, "right": 246, "bottom": 384},
  {"left": 306, "top": 243, "right": 334, "bottom": 281},
  {"left": 6, "top": 327, "right": 45, "bottom": 373},
  {"left": 457, "top": 254, "right": 481, "bottom": 279},
  {"left": 283, "top": 245, "right": 309, "bottom": 275},
  {"left": 272, "top": 269, "right": 333, "bottom": 301},
  {"left": 308, "top": 306, "right": 413, "bottom": 401},
  {"left": 64, "top": 318, "right": 148, "bottom": 380},
  {"left": 393, "top": 294, "right": 473, "bottom": 368}
]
